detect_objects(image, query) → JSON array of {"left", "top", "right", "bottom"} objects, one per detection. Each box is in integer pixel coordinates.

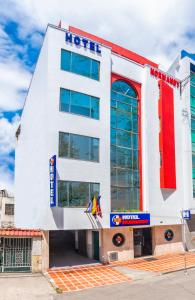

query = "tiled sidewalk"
[
  {"left": 113, "top": 252, "right": 195, "bottom": 273},
  {"left": 46, "top": 264, "right": 132, "bottom": 293},
  {"left": 46, "top": 252, "right": 195, "bottom": 293}
]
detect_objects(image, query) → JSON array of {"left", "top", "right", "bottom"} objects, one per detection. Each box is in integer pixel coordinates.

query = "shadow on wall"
[
  {"left": 161, "top": 189, "right": 176, "bottom": 201},
  {"left": 51, "top": 207, "right": 64, "bottom": 229}
]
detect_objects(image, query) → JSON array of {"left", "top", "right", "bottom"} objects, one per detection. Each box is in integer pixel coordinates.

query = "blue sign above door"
[{"left": 110, "top": 213, "right": 150, "bottom": 227}]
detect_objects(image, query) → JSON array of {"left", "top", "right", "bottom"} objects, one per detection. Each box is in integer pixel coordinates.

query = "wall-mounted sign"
[
  {"left": 49, "top": 155, "right": 56, "bottom": 207},
  {"left": 112, "top": 233, "right": 125, "bottom": 247},
  {"left": 182, "top": 210, "right": 191, "bottom": 220},
  {"left": 65, "top": 32, "right": 101, "bottom": 54},
  {"left": 164, "top": 229, "right": 174, "bottom": 241},
  {"left": 150, "top": 68, "right": 180, "bottom": 88},
  {"left": 110, "top": 213, "right": 150, "bottom": 227}
]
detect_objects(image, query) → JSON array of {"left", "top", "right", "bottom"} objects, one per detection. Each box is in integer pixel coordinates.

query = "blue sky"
[{"left": 0, "top": 0, "right": 195, "bottom": 193}]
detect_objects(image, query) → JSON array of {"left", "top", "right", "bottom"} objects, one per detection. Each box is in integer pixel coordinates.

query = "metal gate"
[{"left": 0, "top": 237, "right": 32, "bottom": 272}]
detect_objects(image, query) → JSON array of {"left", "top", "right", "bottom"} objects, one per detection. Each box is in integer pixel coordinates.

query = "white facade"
[{"left": 15, "top": 23, "right": 195, "bottom": 231}]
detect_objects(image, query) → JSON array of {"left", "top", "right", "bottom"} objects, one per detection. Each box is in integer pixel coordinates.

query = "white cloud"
[
  {"left": 1, "top": 0, "right": 195, "bottom": 69},
  {"left": 0, "top": 163, "right": 14, "bottom": 193},
  {"left": 0, "top": 114, "right": 20, "bottom": 154}
]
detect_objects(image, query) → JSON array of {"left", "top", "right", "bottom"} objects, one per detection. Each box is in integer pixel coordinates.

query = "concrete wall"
[
  {"left": 32, "top": 237, "right": 42, "bottom": 273},
  {"left": 101, "top": 228, "right": 134, "bottom": 262},
  {"left": 152, "top": 225, "right": 184, "bottom": 256}
]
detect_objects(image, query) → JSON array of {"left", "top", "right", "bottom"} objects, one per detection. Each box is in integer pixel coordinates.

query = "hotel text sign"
[
  {"left": 150, "top": 68, "right": 180, "bottom": 88},
  {"left": 110, "top": 213, "right": 150, "bottom": 227},
  {"left": 49, "top": 155, "right": 56, "bottom": 207},
  {"left": 65, "top": 32, "right": 101, "bottom": 54}
]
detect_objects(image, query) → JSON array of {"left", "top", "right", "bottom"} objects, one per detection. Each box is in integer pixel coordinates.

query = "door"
[
  {"left": 92, "top": 231, "right": 99, "bottom": 261},
  {"left": 134, "top": 229, "right": 143, "bottom": 257},
  {"left": 133, "top": 228, "right": 152, "bottom": 257}
]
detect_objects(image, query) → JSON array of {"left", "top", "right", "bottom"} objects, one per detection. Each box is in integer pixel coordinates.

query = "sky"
[{"left": 0, "top": 0, "right": 195, "bottom": 194}]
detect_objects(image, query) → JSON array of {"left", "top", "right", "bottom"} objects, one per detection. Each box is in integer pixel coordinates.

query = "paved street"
[
  {"left": 55, "top": 268, "right": 195, "bottom": 300},
  {"left": 0, "top": 273, "right": 55, "bottom": 300}
]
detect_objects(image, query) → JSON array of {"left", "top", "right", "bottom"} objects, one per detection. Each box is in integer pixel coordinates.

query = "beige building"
[{"left": 0, "top": 190, "right": 14, "bottom": 228}]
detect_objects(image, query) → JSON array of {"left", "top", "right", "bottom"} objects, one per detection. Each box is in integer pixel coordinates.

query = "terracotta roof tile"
[{"left": 0, "top": 228, "right": 42, "bottom": 237}]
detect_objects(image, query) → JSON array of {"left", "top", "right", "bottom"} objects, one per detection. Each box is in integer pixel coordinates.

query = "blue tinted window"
[
  {"left": 61, "top": 49, "right": 71, "bottom": 71},
  {"left": 58, "top": 180, "right": 100, "bottom": 207},
  {"left": 60, "top": 88, "right": 99, "bottom": 120},
  {"left": 91, "top": 60, "right": 99, "bottom": 80},
  {"left": 71, "top": 91, "right": 90, "bottom": 117},
  {"left": 61, "top": 49, "right": 100, "bottom": 80},
  {"left": 59, "top": 132, "right": 99, "bottom": 162},
  {"left": 60, "top": 89, "right": 70, "bottom": 112},
  {"left": 71, "top": 52, "right": 91, "bottom": 78},
  {"left": 91, "top": 97, "right": 99, "bottom": 119}
]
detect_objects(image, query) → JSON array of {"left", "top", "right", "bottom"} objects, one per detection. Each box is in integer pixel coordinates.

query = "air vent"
[{"left": 109, "top": 252, "right": 118, "bottom": 262}]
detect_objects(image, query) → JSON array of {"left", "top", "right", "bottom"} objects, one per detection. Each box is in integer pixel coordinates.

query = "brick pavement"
[{"left": 46, "top": 252, "right": 195, "bottom": 293}]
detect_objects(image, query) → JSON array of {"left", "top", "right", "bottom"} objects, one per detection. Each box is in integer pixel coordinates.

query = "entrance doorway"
[
  {"left": 92, "top": 231, "right": 99, "bottom": 261},
  {"left": 49, "top": 230, "right": 97, "bottom": 268},
  {"left": 133, "top": 228, "right": 152, "bottom": 257}
]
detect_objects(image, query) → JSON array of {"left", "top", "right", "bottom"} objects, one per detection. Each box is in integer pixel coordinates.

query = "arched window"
[{"left": 111, "top": 80, "right": 140, "bottom": 211}]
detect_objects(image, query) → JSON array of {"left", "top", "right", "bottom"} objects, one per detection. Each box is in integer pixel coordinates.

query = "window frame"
[
  {"left": 61, "top": 49, "right": 100, "bottom": 81},
  {"left": 58, "top": 180, "right": 100, "bottom": 208},
  {"left": 59, "top": 87, "right": 100, "bottom": 120},
  {"left": 59, "top": 132, "right": 100, "bottom": 163}
]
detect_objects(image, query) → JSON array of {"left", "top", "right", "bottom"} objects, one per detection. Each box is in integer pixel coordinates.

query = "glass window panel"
[
  {"left": 132, "top": 133, "right": 138, "bottom": 149},
  {"left": 133, "top": 170, "right": 140, "bottom": 187},
  {"left": 111, "top": 187, "right": 117, "bottom": 211},
  {"left": 192, "top": 143, "right": 195, "bottom": 152},
  {"left": 116, "top": 147, "right": 132, "bottom": 169},
  {"left": 91, "top": 97, "right": 99, "bottom": 119},
  {"left": 191, "top": 96, "right": 195, "bottom": 108},
  {"left": 117, "top": 111, "right": 132, "bottom": 131},
  {"left": 132, "top": 114, "right": 138, "bottom": 132},
  {"left": 111, "top": 108, "right": 117, "bottom": 128},
  {"left": 90, "top": 183, "right": 100, "bottom": 199},
  {"left": 111, "top": 128, "right": 117, "bottom": 145},
  {"left": 111, "top": 146, "right": 117, "bottom": 167},
  {"left": 191, "top": 85, "right": 195, "bottom": 97},
  {"left": 59, "top": 132, "right": 69, "bottom": 157},
  {"left": 112, "top": 81, "right": 137, "bottom": 98},
  {"left": 70, "top": 91, "right": 90, "bottom": 117},
  {"left": 111, "top": 168, "right": 117, "bottom": 186},
  {"left": 91, "top": 59, "right": 100, "bottom": 80},
  {"left": 71, "top": 52, "right": 91, "bottom": 78},
  {"left": 111, "top": 99, "right": 117, "bottom": 108},
  {"left": 111, "top": 91, "right": 131, "bottom": 104},
  {"left": 90, "top": 138, "right": 99, "bottom": 162},
  {"left": 61, "top": 49, "right": 71, "bottom": 71},
  {"left": 132, "top": 150, "right": 139, "bottom": 169},
  {"left": 58, "top": 181, "right": 68, "bottom": 207},
  {"left": 60, "top": 88, "right": 70, "bottom": 112},
  {"left": 117, "top": 187, "right": 131, "bottom": 210},
  {"left": 191, "top": 72, "right": 195, "bottom": 85},
  {"left": 117, "top": 169, "right": 131, "bottom": 187},
  {"left": 117, "top": 130, "right": 132, "bottom": 148},
  {"left": 70, "top": 134, "right": 89, "bottom": 160},
  {"left": 69, "top": 181, "right": 89, "bottom": 207},
  {"left": 131, "top": 98, "right": 138, "bottom": 107},
  {"left": 192, "top": 119, "right": 195, "bottom": 131},
  {"left": 117, "top": 101, "right": 131, "bottom": 113},
  {"left": 192, "top": 132, "right": 195, "bottom": 143},
  {"left": 193, "top": 168, "right": 195, "bottom": 179}
]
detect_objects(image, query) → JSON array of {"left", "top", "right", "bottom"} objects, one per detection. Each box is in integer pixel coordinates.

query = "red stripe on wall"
[
  {"left": 69, "top": 26, "right": 158, "bottom": 68},
  {"left": 158, "top": 80, "right": 176, "bottom": 189}
]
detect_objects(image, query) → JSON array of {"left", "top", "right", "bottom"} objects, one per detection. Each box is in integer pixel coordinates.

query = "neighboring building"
[
  {"left": 15, "top": 22, "right": 195, "bottom": 270},
  {"left": 0, "top": 190, "right": 14, "bottom": 228}
]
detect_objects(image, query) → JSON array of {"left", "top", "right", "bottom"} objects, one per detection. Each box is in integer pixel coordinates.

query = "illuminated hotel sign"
[
  {"left": 65, "top": 32, "right": 101, "bottom": 54},
  {"left": 150, "top": 68, "right": 180, "bottom": 88},
  {"left": 110, "top": 213, "right": 150, "bottom": 227},
  {"left": 49, "top": 155, "right": 56, "bottom": 207}
]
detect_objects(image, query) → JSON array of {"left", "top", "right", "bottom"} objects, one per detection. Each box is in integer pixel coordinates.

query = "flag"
[{"left": 97, "top": 195, "right": 102, "bottom": 218}]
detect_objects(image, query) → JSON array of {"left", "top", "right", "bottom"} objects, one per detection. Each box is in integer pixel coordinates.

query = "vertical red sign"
[{"left": 158, "top": 80, "right": 176, "bottom": 189}]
